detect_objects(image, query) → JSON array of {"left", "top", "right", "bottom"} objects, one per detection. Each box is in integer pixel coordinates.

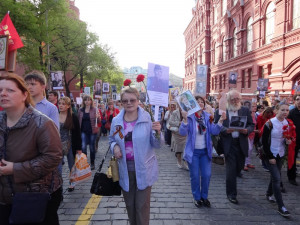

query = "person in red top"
[
  {"left": 256, "top": 107, "right": 276, "bottom": 173},
  {"left": 105, "top": 100, "right": 120, "bottom": 132},
  {"left": 256, "top": 107, "right": 275, "bottom": 135}
]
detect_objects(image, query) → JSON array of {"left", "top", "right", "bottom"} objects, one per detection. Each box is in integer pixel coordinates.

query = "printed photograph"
[
  {"left": 51, "top": 71, "right": 63, "bottom": 90},
  {"left": 176, "top": 90, "right": 201, "bottom": 116},
  {"left": 229, "top": 116, "right": 247, "bottom": 129}
]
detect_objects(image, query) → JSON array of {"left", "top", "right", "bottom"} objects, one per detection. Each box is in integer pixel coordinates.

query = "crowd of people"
[{"left": 0, "top": 71, "right": 299, "bottom": 224}]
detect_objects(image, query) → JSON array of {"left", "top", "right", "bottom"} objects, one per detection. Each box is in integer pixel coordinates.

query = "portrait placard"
[
  {"left": 0, "top": 35, "right": 9, "bottom": 71},
  {"left": 147, "top": 63, "right": 169, "bottom": 107},
  {"left": 94, "top": 79, "right": 102, "bottom": 98},
  {"left": 257, "top": 78, "right": 269, "bottom": 91},
  {"left": 195, "top": 65, "right": 208, "bottom": 96},
  {"left": 228, "top": 71, "right": 238, "bottom": 88},
  {"left": 51, "top": 71, "right": 64, "bottom": 90},
  {"left": 176, "top": 90, "right": 201, "bottom": 116},
  {"left": 229, "top": 116, "right": 247, "bottom": 130},
  {"left": 103, "top": 82, "right": 109, "bottom": 93}
]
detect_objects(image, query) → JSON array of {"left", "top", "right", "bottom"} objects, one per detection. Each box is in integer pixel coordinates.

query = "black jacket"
[
  {"left": 71, "top": 114, "right": 82, "bottom": 154},
  {"left": 288, "top": 107, "right": 300, "bottom": 145}
]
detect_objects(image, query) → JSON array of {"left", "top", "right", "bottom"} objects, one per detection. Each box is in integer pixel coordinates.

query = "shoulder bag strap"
[{"left": 96, "top": 146, "right": 111, "bottom": 173}]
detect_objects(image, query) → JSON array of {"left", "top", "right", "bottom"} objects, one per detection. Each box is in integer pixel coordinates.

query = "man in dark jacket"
[
  {"left": 214, "top": 90, "right": 254, "bottom": 204},
  {"left": 287, "top": 94, "right": 300, "bottom": 186}
]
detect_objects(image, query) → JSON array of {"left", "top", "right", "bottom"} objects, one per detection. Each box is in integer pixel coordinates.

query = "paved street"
[{"left": 59, "top": 136, "right": 300, "bottom": 225}]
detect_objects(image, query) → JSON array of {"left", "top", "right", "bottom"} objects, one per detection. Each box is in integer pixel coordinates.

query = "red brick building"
[{"left": 184, "top": 0, "right": 300, "bottom": 100}]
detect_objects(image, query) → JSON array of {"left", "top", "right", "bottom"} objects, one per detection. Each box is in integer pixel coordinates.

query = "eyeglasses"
[
  {"left": 122, "top": 99, "right": 137, "bottom": 104},
  {"left": 295, "top": 98, "right": 300, "bottom": 101},
  {"left": 230, "top": 98, "right": 240, "bottom": 101}
]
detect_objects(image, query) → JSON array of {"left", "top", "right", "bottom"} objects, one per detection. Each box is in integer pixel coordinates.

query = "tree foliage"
[{"left": 0, "top": 0, "right": 123, "bottom": 96}]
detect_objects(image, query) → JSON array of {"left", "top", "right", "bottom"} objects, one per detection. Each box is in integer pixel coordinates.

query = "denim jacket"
[
  {"left": 109, "top": 106, "right": 161, "bottom": 192},
  {"left": 179, "top": 111, "right": 222, "bottom": 164}
]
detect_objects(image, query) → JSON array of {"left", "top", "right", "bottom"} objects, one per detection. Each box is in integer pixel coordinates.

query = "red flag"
[{"left": 0, "top": 13, "right": 24, "bottom": 51}]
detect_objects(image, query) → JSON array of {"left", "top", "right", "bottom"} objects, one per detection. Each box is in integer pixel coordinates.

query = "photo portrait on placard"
[
  {"left": 84, "top": 87, "right": 90, "bottom": 96},
  {"left": 139, "top": 92, "right": 147, "bottom": 103},
  {"left": 111, "top": 85, "right": 117, "bottom": 93},
  {"left": 51, "top": 71, "right": 64, "bottom": 90},
  {"left": 196, "top": 65, "right": 207, "bottom": 80},
  {"left": 228, "top": 71, "right": 238, "bottom": 88},
  {"left": 176, "top": 90, "right": 201, "bottom": 116},
  {"left": 147, "top": 63, "right": 169, "bottom": 94},
  {"left": 257, "top": 78, "right": 269, "bottom": 91},
  {"left": 169, "top": 87, "right": 180, "bottom": 102},
  {"left": 147, "top": 62, "right": 169, "bottom": 107},
  {"left": 195, "top": 81, "right": 206, "bottom": 96},
  {"left": 0, "top": 35, "right": 8, "bottom": 71},
  {"left": 94, "top": 80, "right": 102, "bottom": 97},
  {"left": 229, "top": 116, "right": 247, "bottom": 129},
  {"left": 103, "top": 82, "right": 109, "bottom": 93}
]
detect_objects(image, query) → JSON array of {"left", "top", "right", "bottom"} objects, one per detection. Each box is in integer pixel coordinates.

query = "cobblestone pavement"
[{"left": 59, "top": 136, "right": 300, "bottom": 225}]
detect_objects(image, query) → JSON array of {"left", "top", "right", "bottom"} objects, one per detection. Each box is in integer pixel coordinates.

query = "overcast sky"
[{"left": 75, "top": 0, "right": 195, "bottom": 77}]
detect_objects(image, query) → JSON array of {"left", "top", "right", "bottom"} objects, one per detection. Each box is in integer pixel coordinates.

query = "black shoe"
[
  {"left": 280, "top": 186, "right": 286, "bottom": 193},
  {"left": 91, "top": 163, "right": 95, "bottom": 170},
  {"left": 67, "top": 187, "right": 75, "bottom": 192},
  {"left": 201, "top": 198, "right": 211, "bottom": 207},
  {"left": 237, "top": 172, "right": 243, "bottom": 178},
  {"left": 289, "top": 180, "right": 298, "bottom": 186},
  {"left": 278, "top": 206, "right": 290, "bottom": 217},
  {"left": 193, "top": 199, "right": 202, "bottom": 208},
  {"left": 227, "top": 196, "right": 238, "bottom": 204}
]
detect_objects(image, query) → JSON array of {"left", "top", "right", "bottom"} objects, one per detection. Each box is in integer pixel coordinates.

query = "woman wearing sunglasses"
[{"left": 109, "top": 87, "right": 161, "bottom": 225}]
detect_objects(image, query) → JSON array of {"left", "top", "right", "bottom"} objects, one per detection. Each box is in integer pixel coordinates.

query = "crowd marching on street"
[{"left": 0, "top": 71, "right": 300, "bottom": 225}]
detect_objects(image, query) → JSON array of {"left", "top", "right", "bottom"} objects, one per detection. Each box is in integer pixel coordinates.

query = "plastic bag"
[{"left": 69, "top": 153, "right": 92, "bottom": 185}]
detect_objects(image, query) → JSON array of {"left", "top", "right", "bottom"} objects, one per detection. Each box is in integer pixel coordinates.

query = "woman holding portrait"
[
  {"left": 179, "top": 96, "right": 226, "bottom": 208},
  {"left": 109, "top": 87, "right": 161, "bottom": 225}
]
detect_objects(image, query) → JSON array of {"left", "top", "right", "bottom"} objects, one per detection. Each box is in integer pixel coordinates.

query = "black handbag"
[
  {"left": 9, "top": 192, "right": 50, "bottom": 224},
  {"left": 90, "top": 147, "right": 121, "bottom": 196}
]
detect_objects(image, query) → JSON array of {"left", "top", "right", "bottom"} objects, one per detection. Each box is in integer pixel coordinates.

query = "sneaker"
[
  {"left": 266, "top": 195, "right": 276, "bottom": 203},
  {"left": 278, "top": 206, "right": 290, "bottom": 217},
  {"left": 177, "top": 163, "right": 183, "bottom": 169},
  {"left": 193, "top": 199, "right": 202, "bottom": 208}
]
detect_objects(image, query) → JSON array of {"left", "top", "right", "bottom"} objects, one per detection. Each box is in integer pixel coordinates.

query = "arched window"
[
  {"left": 232, "top": 28, "right": 237, "bottom": 58},
  {"left": 222, "top": 37, "right": 226, "bottom": 62},
  {"left": 293, "top": 0, "right": 300, "bottom": 29},
  {"left": 265, "top": 2, "right": 275, "bottom": 44},
  {"left": 223, "top": 0, "right": 227, "bottom": 16},
  {"left": 246, "top": 17, "right": 253, "bottom": 52}
]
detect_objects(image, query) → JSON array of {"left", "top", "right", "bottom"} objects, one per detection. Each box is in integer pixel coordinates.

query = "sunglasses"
[{"left": 122, "top": 99, "right": 137, "bottom": 104}]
